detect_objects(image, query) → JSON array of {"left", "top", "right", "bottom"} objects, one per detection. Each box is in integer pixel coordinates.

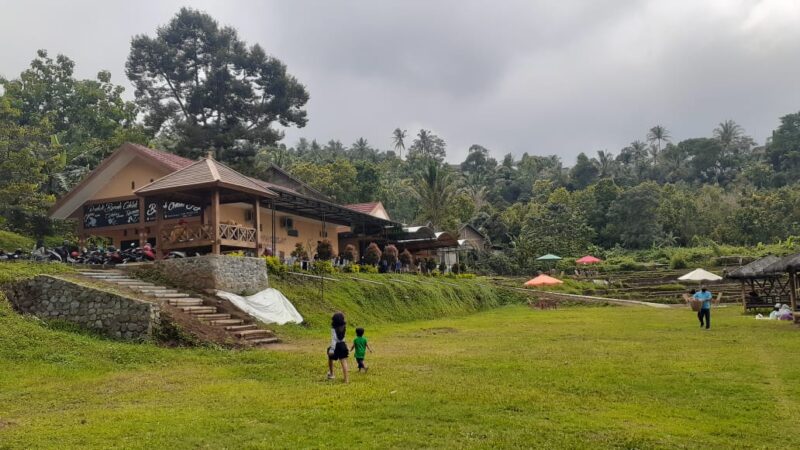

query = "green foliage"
[
  {"left": 0, "top": 261, "right": 74, "bottom": 284},
  {"left": 126, "top": 8, "right": 308, "bottom": 169},
  {"left": 316, "top": 239, "right": 333, "bottom": 261},
  {"left": 360, "top": 264, "right": 378, "bottom": 274},
  {"left": 264, "top": 256, "right": 287, "bottom": 276},
  {"left": 0, "top": 230, "right": 35, "bottom": 251},
  {"left": 290, "top": 243, "right": 308, "bottom": 260},
  {"left": 669, "top": 253, "right": 688, "bottom": 269},
  {"left": 311, "top": 260, "right": 334, "bottom": 275},
  {"left": 341, "top": 263, "right": 361, "bottom": 273}
]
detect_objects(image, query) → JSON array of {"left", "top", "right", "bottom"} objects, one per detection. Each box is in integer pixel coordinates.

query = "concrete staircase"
[{"left": 77, "top": 269, "right": 279, "bottom": 346}]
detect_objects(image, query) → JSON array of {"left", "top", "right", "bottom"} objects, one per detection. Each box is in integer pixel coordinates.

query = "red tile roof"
[
  {"left": 345, "top": 202, "right": 381, "bottom": 214},
  {"left": 128, "top": 143, "right": 194, "bottom": 170}
]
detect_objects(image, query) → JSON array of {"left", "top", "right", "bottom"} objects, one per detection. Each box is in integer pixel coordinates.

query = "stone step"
[
  {"left": 114, "top": 281, "right": 154, "bottom": 287},
  {"left": 83, "top": 274, "right": 129, "bottom": 278},
  {"left": 151, "top": 292, "right": 189, "bottom": 298},
  {"left": 79, "top": 270, "right": 123, "bottom": 274},
  {"left": 196, "top": 313, "right": 232, "bottom": 321},
  {"left": 224, "top": 324, "right": 258, "bottom": 332},
  {"left": 236, "top": 329, "right": 272, "bottom": 339},
  {"left": 180, "top": 306, "right": 217, "bottom": 314},
  {"left": 136, "top": 288, "right": 175, "bottom": 294},
  {"left": 168, "top": 298, "right": 204, "bottom": 306},
  {"left": 208, "top": 319, "right": 244, "bottom": 326},
  {"left": 248, "top": 337, "right": 281, "bottom": 345}
]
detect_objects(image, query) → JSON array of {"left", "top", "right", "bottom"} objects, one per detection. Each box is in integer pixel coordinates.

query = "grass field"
[{"left": 2, "top": 293, "right": 800, "bottom": 449}]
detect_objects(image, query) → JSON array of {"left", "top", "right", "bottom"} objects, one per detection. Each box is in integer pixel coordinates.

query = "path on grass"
[{"left": 486, "top": 284, "right": 672, "bottom": 308}]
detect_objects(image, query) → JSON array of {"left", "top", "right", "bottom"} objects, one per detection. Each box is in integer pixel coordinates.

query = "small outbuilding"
[{"left": 727, "top": 255, "right": 791, "bottom": 312}]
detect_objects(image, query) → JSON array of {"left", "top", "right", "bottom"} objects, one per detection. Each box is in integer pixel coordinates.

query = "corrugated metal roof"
[{"left": 136, "top": 158, "right": 276, "bottom": 197}]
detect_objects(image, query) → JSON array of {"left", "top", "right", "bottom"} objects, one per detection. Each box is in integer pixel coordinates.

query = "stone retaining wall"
[
  {"left": 145, "top": 255, "right": 269, "bottom": 294},
  {"left": 3, "top": 275, "right": 160, "bottom": 340}
]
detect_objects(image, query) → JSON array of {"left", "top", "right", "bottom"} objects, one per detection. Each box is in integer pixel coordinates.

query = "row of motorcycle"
[{"left": 0, "top": 242, "right": 196, "bottom": 265}]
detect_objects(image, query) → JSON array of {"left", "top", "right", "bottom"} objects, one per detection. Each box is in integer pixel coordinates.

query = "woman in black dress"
[{"left": 326, "top": 311, "right": 350, "bottom": 383}]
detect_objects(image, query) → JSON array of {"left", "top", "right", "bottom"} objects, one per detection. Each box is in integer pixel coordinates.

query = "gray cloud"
[{"left": 1, "top": 0, "right": 799, "bottom": 163}]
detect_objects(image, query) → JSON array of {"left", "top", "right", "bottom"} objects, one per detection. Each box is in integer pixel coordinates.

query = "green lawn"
[{"left": 2, "top": 299, "right": 800, "bottom": 449}]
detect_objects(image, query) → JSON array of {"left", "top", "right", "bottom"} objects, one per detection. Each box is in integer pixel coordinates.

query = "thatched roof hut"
[
  {"left": 727, "top": 255, "right": 781, "bottom": 279},
  {"left": 762, "top": 253, "right": 800, "bottom": 275}
]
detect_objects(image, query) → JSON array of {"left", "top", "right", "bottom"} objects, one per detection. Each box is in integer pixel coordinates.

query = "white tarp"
[
  {"left": 215, "top": 288, "right": 303, "bottom": 325},
  {"left": 678, "top": 268, "right": 723, "bottom": 282}
]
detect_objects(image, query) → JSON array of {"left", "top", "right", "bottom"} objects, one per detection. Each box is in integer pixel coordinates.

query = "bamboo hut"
[
  {"left": 726, "top": 255, "right": 790, "bottom": 312},
  {"left": 761, "top": 253, "right": 800, "bottom": 311}
]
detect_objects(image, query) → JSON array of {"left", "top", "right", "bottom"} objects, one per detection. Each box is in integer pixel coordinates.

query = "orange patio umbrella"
[
  {"left": 524, "top": 274, "right": 564, "bottom": 287},
  {"left": 576, "top": 255, "right": 602, "bottom": 265}
]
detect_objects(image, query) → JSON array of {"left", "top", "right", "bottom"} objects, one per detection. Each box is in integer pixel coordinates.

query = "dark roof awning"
[
  {"left": 727, "top": 255, "right": 782, "bottom": 279},
  {"left": 762, "top": 253, "right": 800, "bottom": 275},
  {"left": 259, "top": 182, "right": 401, "bottom": 231}
]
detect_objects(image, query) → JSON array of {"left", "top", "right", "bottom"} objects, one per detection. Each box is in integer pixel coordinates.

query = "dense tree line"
[{"left": 3, "top": 8, "right": 800, "bottom": 276}]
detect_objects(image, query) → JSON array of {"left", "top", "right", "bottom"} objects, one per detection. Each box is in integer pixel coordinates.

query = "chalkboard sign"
[
  {"left": 145, "top": 201, "right": 202, "bottom": 222},
  {"left": 84, "top": 200, "right": 140, "bottom": 229}
]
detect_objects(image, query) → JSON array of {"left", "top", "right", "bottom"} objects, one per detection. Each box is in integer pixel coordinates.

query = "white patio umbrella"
[{"left": 678, "top": 268, "right": 723, "bottom": 282}]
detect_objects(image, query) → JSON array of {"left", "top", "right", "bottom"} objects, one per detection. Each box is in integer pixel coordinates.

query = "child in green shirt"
[{"left": 350, "top": 327, "right": 373, "bottom": 373}]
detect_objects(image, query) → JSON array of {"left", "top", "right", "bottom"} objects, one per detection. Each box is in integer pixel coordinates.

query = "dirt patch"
[
  {"left": 420, "top": 327, "right": 458, "bottom": 335},
  {"left": 157, "top": 305, "right": 242, "bottom": 348},
  {"left": 0, "top": 419, "right": 15, "bottom": 429}
]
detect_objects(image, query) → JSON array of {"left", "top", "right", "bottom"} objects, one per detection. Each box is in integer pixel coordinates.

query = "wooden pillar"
[
  {"left": 154, "top": 199, "right": 163, "bottom": 259},
  {"left": 254, "top": 197, "right": 261, "bottom": 256},
  {"left": 741, "top": 280, "right": 747, "bottom": 314},
  {"left": 212, "top": 189, "right": 221, "bottom": 255},
  {"left": 790, "top": 269, "right": 797, "bottom": 311},
  {"left": 138, "top": 198, "right": 147, "bottom": 248},
  {"left": 271, "top": 200, "right": 276, "bottom": 257}
]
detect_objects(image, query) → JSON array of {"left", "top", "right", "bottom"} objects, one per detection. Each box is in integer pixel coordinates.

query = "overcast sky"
[{"left": 2, "top": 0, "right": 800, "bottom": 164}]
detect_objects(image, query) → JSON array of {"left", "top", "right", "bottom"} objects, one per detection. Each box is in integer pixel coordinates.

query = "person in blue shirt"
[{"left": 693, "top": 286, "right": 713, "bottom": 329}]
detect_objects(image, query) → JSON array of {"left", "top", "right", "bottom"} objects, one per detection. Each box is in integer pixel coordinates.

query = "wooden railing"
[
  {"left": 218, "top": 224, "right": 256, "bottom": 243},
  {"left": 160, "top": 223, "right": 213, "bottom": 246},
  {"left": 159, "top": 223, "right": 256, "bottom": 249}
]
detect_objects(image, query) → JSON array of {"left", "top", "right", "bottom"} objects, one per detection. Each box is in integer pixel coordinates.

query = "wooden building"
[{"left": 49, "top": 143, "right": 399, "bottom": 258}]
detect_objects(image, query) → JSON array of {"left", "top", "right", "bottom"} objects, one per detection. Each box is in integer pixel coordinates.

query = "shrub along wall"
[{"left": 3, "top": 275, "right": 160, "bottom": 341}]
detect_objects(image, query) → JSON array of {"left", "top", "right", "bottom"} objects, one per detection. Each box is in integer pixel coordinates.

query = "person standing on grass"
[
  {"left": 327, "top": 311, "right": 350, "bottom": 383},
  {"left": 694, "top": 286, "right": 713, "bottom": 329},
  {"left": 351, "top": 327, "right": 373, "bottom": 373}
]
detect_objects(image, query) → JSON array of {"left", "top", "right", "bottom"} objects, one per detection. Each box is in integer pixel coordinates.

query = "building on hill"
[
  {"left": 48, "top": 143, "right": 459, "bottom": 266},
  {"left": 458, "top": 224, "right": 489, "bottom": 252}
]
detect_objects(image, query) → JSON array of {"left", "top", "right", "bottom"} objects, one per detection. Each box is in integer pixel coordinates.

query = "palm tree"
[
  {"left": 713, "top": 120, "right": 743, "bottom": 151},
  {"left": 646, "top": 125, "right": 671, "bottom": 161},
  {"left": 411, "top": 160, "right": 454, "bottom": 228},
  {"left": 392, "top": 128, "right": 407, "bottom": 159},
  {"left": 594, "top": 150, "right": 615, "bottom": 179}
]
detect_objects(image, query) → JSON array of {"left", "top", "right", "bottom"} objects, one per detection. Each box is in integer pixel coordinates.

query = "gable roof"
[
  {"left": 344, "top": 202, "right": 390, "bottom": 220},
  {"left": 345, "top": 202, "right": 381, "bottom": 214},
  {"left": 459, "top": 223, "right": 487, "bottom": 240},
  {"left": 135, "top": 158, "right": 276, "bottom": 198},
  {"left": 49, "top": 143, "right": 194, "bottom": 219}
]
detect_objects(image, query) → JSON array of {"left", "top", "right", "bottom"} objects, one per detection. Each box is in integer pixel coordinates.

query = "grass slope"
[
  {"left": 0, "top": 231, "right": 34, "bottom": 252},
  {"left": 2, "top": 287, "right": 800, "bottom": 448},
  {"left": 269, "top": 273, "right": 528, "bottom": 329}
]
